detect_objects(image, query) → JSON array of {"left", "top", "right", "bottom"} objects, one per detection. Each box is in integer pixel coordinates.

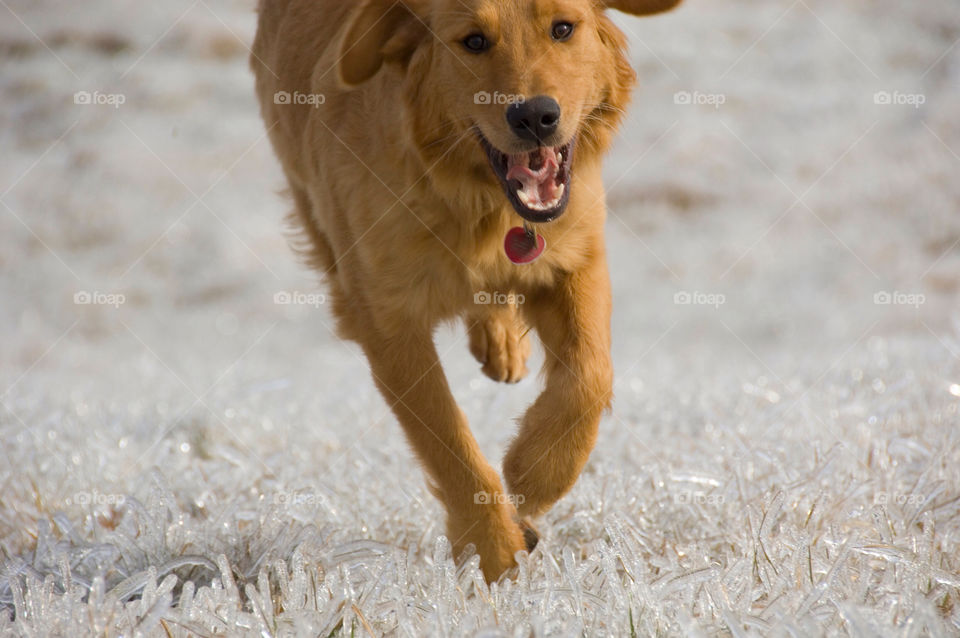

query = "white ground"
[{"left": 1, "top": 0, "right": 960, "bottom": 635}]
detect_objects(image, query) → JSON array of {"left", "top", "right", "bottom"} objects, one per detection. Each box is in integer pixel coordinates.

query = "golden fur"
[{"left": 252, "top": 0, "right": 681, "bottom": 581}]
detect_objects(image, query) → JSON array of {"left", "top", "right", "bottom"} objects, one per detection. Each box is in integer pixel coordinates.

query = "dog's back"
[
  {"left": 252, "top": 0, "right": 356, "bottom": 277},
  {"left": 251, "top": 0, "right": 353, "bottom": 182}
]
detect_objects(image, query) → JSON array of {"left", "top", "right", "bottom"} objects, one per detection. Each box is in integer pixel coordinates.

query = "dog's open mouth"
[{"left": 478, "top": 134, "right": 574, "bottom": 223}]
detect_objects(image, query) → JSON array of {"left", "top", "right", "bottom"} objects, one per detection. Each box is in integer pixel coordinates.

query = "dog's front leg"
[
  {"left": 360, "top": 327, "right": 529, "bottom": 581},
  {"left": 505, "top": 254, "right": 614, "bottom": 518}
]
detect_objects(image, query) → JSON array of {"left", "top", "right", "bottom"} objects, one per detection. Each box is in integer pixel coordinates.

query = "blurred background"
[{"left": 1, "top": 0, "right": 959, "bottom": 634}]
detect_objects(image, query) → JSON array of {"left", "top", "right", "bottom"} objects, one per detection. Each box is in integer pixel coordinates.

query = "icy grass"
[{"left": 3, "top": 339, "right": 959, "bottom": 636}]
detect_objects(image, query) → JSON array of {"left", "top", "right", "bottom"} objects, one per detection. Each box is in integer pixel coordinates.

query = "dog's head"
[{"left": 338, "top": 0, "right": 681, "bottom": 223}]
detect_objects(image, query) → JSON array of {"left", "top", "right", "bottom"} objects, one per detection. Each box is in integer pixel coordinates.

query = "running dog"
[{"left": 252, "top": 0, "right": 681, "bottom": 581}]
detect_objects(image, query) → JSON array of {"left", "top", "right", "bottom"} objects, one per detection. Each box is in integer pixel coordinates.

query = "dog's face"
[{"left": 339, "top": 0, "right": 681, "bottom": 222}]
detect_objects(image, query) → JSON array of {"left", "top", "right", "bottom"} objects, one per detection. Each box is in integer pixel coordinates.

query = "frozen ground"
[{"left": 1, "top": 0, "right": 959, "bottom": 635}]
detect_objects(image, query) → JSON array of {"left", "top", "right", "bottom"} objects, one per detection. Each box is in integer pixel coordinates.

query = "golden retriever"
[{"left": 252, "top": 0, "right": 681, "bottom": 581}]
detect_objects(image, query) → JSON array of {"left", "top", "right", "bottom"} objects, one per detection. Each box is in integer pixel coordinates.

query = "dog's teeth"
[
  {"left": 557, "top": 152, "right": 563, "bottom": 163},
  {"left": 515, "top": 182, "right": 565, "bottom": 211},
  {"left": 539, "top": 185, "right": 565, "bottom": 210}
]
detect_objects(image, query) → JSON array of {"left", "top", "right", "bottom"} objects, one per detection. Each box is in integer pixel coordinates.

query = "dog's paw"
[
  {"left": 467, "top": 311, "right": 531, "bottom": 383},
  {"left": 448, "top": 505, "right": 529, "bottom": 583}
]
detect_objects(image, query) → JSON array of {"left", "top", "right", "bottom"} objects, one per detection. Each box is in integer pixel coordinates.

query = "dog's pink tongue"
[{"left": 505, "top": 148, "right": 560, "bottom": 207}]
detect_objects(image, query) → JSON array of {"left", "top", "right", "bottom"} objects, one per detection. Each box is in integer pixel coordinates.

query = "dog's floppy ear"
[
  {"left": 338, "top": 0, "right": 426, "bottom": 87},
  {"left": 603, "top": 0, "right": 682, "bottom": 16}
]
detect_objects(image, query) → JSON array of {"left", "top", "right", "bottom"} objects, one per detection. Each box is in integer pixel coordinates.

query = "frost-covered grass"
[{"left": 2, "top": 0, "right": 960, "bottom": 635}]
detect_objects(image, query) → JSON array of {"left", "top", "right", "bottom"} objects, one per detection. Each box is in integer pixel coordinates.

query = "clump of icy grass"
[{"left": 3, "top": 339, "right": 959, "bottom": 636}]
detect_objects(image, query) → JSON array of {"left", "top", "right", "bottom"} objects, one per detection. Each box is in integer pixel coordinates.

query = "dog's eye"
[
  {"left": 462, "top": 33, "right": 490, "bottom": 53},
  {"left": 551, "top": 21, "right": 574, "bottom": 42}
]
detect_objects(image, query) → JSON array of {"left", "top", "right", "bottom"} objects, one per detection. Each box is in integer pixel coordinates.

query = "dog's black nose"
[{"left": 506, "top": 96, "right": 560, "bottom": 143}]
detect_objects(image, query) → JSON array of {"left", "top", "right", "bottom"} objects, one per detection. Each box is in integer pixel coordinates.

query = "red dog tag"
[{"left": 504, "top": 225, "right": 545, "bottom": 265}]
